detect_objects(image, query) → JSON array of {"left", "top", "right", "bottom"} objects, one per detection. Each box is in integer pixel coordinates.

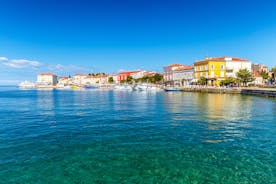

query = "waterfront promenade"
[{"left": 179, "top": 86, "right": 276, "bottom": 97}]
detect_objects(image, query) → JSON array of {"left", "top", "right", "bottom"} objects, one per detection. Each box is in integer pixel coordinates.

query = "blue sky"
[{"left": 1, "top": 0, "right": 276, "bottom": 84}]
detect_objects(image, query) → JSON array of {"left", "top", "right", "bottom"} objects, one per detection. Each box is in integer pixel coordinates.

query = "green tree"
[
  {"left": 108, "top": 77, "right": 114, "bottom": 83},
  {"left": 153, "top": 73, "right": 163, "bottom": 83},
  {"left": 126, "top": 76, "right": 133, "bottom": 84},
  {"left": 221, "top": 77, "right": 237, "bottom": 86},
  {"left": 260, "top": 70, "right": 269, "bottom": 84},
  {"left": 236, "top": 69, "right": 255, "bottom": 86},
  {"left": 198, "top": 77, "right": 208, "bottom": 85},
  {"left": 271, "top": 67, "right": 276, "bottom": 84}
]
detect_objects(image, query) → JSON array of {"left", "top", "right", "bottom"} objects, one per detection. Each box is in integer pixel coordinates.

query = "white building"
[
  {"left": 130, "top": 70, "right": 145, "bottom": 79},
  {"left": 225, "top": 57, "right": 251, "bottom": 78},
  {"left": 172, "top": 66, "right": 194, "bottom": 86},
  {"left": 58, "top": 76, "right": 72, "bottom": 85},
  {"left": 84, "top": 75, "right": 109, "bottom": 85},
  {"left": 110, "top": 74, "right": 119, "bottom": 84},
  {"left": 163, "top": 64, "right": 185, "bottom": 81},
  {"left": 37, "top": 73, "right": 58, "bottom": 86},
  {"left": 73, "top": 73, "right": 87, "bottom": 85}
]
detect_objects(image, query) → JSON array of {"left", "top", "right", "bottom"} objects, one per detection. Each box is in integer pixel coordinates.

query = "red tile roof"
[
  {"left": 39, "top": 73, "right": 56, "bottom": 76},
  {"left": 118, "top": 70, "right": 142, "bottom": 75},
  {"left": 174, "top": 66, "right": 194, "bottom": 71},
  {"left": 196, "top": 56, "right": 249, "bottom": 63},
  {"left": 74, "top": 73, "right": 86, "bottom": 76},
  {"left": 169, "top": 64, "right": 184, "bottom": 67}
]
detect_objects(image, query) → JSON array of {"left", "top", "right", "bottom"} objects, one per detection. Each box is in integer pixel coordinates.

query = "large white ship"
[{"left": 18, "top": 81, "right": 36, "bottom": 88}]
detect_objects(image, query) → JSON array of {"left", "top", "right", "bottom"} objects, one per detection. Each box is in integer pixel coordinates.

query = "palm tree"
[
  {"left": 236, "top": 69, "right": 255, "bottom": 86},
  {"left": 260, "top": 70, "right": 269, "bottom": 84}
]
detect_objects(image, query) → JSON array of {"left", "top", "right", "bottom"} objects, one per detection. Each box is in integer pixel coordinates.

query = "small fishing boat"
[
  {"left": 84, "top": 85, "right": 98, "bottom": 89},
  {"left": 71, "top": 85, "right": 79, "bottom": 89}
]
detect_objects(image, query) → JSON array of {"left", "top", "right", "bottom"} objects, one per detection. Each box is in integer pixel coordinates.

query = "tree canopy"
[
  {"left": 236, "top": 69, "right": 255, "bottom": 86},
  {"left": 108, "top": 77, "right": 114, "bottom": 83},
  {"left": 198, "top": 77, "right": 208, "bottom": 85}
]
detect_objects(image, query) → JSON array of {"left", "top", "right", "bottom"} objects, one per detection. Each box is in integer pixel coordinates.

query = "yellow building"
[{"left": 194, "top": 57, "right": 226, "bottom": 85}]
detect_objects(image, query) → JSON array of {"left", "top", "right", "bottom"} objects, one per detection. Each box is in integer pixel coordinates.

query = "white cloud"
[
  {"left": 1, "top": 57, "right": 42, "bottom": 69},
  {"left": 0, "top": 56, "right": 92, "bottom": 76},
  {"left": 0, "top": 57, "right": 8, "bottom": 61}
]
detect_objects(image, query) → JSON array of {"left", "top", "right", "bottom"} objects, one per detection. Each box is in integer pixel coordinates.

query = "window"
[
  {"left": 220, "top": 72, "right": 225, "bottom": 77},
  {"left": 220, "top": 65, "right": 224, "bottom": 70},
  {"left": 200, "top": 66, "right": 202, "bottom": 71},
  {"left": 211, "top": 65, "right": 214, "bottom": 70},
  {"left": 206, "top": 64, "right": 208, "bottom": 70},
  {"left": 211, "top": 71, "right": 214, "bottom": 78}
]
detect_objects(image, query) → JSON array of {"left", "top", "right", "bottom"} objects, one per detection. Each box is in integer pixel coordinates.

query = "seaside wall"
[
  {"left": 180, "top": 87, "right": 276, "bottom": 98},
  {"left": 240, "top": 89, "right": 276, "bottom": 98}
]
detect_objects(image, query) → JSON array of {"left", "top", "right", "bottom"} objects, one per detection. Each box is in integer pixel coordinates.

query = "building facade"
[
  {"left": 58, "top": 76, "right": 71, "bottom": 85},
  {"left": 194, "top": 58, "right": 226, "bottom": 85},
  {"left": 194, "top": 57, "right": 251, "bottom": 85},
  {"left": 172, "top": 66, "right": 194, "bottom": 86},
  {"left": 163, "top": 64, "right": 185, "bottom": 81},
  {"left": 117, "top": 70, "right": 141, "bottom": 82},
  {"left": 37, "top": 73, "right": 58, "bottom": 86},
  {"left": 73, "top": 73, "right": 87, "bottom": 85},
  {"left": 252, "top": 64, "right": 269, "bottom": 85},
  {"left": 225, "top": 57, "right": 251, "bottom": 78}
]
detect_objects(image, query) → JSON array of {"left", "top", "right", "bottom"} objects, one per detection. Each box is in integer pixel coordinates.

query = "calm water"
[{"left": 0, "top": 87, "right": 276, "bottom": 183}]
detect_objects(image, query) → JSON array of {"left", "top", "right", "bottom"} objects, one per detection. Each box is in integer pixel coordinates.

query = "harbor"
[{"left": 1, "top": 87, "right": 276, "bottom": 183}]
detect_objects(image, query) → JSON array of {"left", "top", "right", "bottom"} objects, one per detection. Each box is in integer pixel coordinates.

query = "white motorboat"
[{"left": 114, "top": 85, "right": 133, "bottom": 91}]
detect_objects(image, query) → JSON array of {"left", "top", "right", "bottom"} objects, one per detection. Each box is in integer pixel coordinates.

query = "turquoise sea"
[{"left": 0, "top": 86, "right": 276, "bottom": 183}]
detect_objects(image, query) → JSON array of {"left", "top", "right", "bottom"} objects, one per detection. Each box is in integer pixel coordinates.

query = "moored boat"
[
  {"left": 18, "top": 81, "right": 36, "bottom": 89},
  {"left": 84, "top": 85, "right": 98, "bottom": 89}
]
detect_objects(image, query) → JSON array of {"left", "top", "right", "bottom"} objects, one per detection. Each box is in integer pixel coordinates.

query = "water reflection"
[
  {"left": 164, "top": 93, "right": 255, "bottom": 143},
  {"left": 36, "top": 89, "right": 55, "bottom": 116}
]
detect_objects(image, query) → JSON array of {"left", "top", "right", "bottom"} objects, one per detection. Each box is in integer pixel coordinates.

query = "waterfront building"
[
  {"left": 131, "top": 70, "right": 145, "bottom": 79},
  {"left": 109, "top": 74, "right": 119, "bottom": 84},
  {"left": 143, "top": 71, "right": 157, "bottom": 77},
  {"left": 84, "top": 74, "right": 109, "bottom": 85},
  {"left": 73, "top": 73, "right": 87, "bottom": 85},
  {"left": 163, "top": 64, "right": 185, "bottom": 81},
  {"left": 225, "top": 57, "right": 251, "bottom": 78},
  {"left": 117, "top": 70, "right": 141, "bottom": 82},
  {"left": 97, "top": 74, "right": 109, "bottom": 84},
  {"left": 58, "top": 76, "right": 71, "bottom": 85},
  {"left": 172, "top": 66, "right": 194, "bottom": 86},
  {"left": 84, "top": 75, "right": 99, "bottom": 85},
  {"left": 252, "top": 64, "right": 269, "bottom": 74},
  {"left": 37, "top": 73, "right": 58, "bottom": 86},
  {"left": 252, "top": 64, "right": 270, "bottom": 85},
  {"left": 194, "top": 57, "right": 251, "bottom": 85}
]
